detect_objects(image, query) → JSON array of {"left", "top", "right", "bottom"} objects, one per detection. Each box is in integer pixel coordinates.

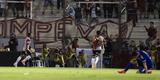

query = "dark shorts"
[
  {"left": 92, "top": 50, "right": 101, "bottom": 57},
  {"left": 20, "top": 50, "right": 31, "bottom": 56}
]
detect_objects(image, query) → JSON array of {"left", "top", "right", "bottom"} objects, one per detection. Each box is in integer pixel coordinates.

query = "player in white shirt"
[
  {"left": 91, "top": 31, "right": 105, "bottom": 68},
  {"left": 13, "top": 33, "right": 32, "bottom": 67}
]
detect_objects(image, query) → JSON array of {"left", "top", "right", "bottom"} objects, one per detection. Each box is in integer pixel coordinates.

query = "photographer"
[{"left": 8, "top": 33, "right": 18, "bottom": 52}]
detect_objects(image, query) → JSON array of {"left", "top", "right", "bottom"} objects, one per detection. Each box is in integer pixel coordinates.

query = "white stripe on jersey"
[{"left": 23, "top": 37, "right": 31, "bottom": 51}]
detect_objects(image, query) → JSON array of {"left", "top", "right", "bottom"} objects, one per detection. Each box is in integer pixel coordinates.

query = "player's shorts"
[
  {"left": 92, "top": 50, "right": 101, "bottom": 57},
  {"left": 91, "top": 56, "right": 99, "bottom": 65},
  {"left": 20, "top": 50, "right": 31, "bottom": 56}
]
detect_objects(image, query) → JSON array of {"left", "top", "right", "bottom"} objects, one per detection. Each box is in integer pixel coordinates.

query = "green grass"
[{"left": 0, "top": 67, "right": 159, "bottom": 80}]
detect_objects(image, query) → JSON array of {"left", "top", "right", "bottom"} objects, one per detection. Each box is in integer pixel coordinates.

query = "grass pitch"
[{"left": 0, "top": 67, "right": 159, "bottom": 80}]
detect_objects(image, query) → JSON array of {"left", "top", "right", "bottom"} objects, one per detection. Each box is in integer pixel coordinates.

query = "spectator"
[
  {"left": 155, "top": 38, "right": 160, "bottom": 69},
  {"left": 112, "top": 0, "right": 118, "bottom": 18},
  {"left": 57, "top": 0, "right": 64, "bottom": 10},
  {"left": 155, "top": 39, "right": 160, "bottom": 49},
  {"left": 42, "top": 44, "right": 50, "bottom": 67},
  {"left": 104, "top": 38, "right": 112, "bottom": 56},
  {"left": 8, "top": 0, "right": 17, "bottom": 17},
  {"left": 149, "top": 45, "right": 157, "bottom": 69},
  {"left": 129, "top": 40, "right": 137, "bottom": 55},
  {"left": 157, "top": 45, "right": 160, "bottom": 69},
  {"left": 121, "top": 40, "right": 130, "bottom": 53},
  {"left": 83, "top": 0, "right": 91, "bottom": 22},
  {"left": 102, "top": 2, "right": 107, "bottom": 18},
  {"left": 89, "top": 4, "right": 98, "bottom": 26},
  {"left": 136, "top": 0, "right": 146, "bottom": 19},
  {"left": 126, "top": 0, "right": 137, "bottom": 27},
  {"left": 0, "top": 0, "right": 5, "bottom": 17},
  {"left": 8, "top": 33, "right": 18, "bottom": 52},
  {"left": 146, "top": 0, "right": 156, "bottom": 18},
  {"left": 66, "top": 4, "right": 75, "bottom": 18},
  {"left": 103, "top": 38, "right": 113, "bottom": 68},
  {"left": 106, "top": 0, "right": 113, "bottom": 18},
  {"left": 42, "top": 0, "right": 54, "bottom": 15},
  {"left": 64, "top": 46, "right": 77, "bottom": 67},
  {"left": 16, "top": 0, "right": 25, "bottom": 17},
  {"left": 50, "top": 48, "right": 64, "bottom": 67},
  {"left": 137, "top": 41, "right": 146, "bottom": 50},
  {"left": 95, "top": 1, "right": 101, "bottom": 17},
  {"left": 155, "top": 0, "right": 160, "bottom": 19},
  {"left": 77, "top": 50, "right": 86, "bottom": 67},
  {"left": 144, "top": 22, "right": 157, "bottom": 48},
  {"left": 75, "top": 4, "right": 82, "bottom": 24},
  {"left": 25, "top": 0, "right": 32, "bottom": 17},
  {"left": 71, "top": 38, "right": 79, "bottom": 52}
]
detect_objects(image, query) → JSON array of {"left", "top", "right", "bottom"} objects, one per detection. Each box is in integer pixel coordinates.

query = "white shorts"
[{"left": 91, "top": 56, "right": 99, "bottom": 65}]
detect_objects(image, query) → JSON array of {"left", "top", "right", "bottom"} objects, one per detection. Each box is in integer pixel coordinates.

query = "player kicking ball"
[{"left": 118, "top": 47, "right": 153, "bottom": 74}]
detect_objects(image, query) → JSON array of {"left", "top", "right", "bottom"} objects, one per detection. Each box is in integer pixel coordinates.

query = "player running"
[
  {"left": 13, "top": 33, "right": 32, "bottom": 67},
  {"left": 92, "top": 31, "right": 105, "bottom": 68}
]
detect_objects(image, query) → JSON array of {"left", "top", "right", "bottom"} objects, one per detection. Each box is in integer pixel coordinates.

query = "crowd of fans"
[
  {"left": 73, "top": 0, "right": 160, "bottom": 19},
  {"left": 0, "top": 0, "right": 65, "bottom": 17},
  {"left": 24, "top": 34, "right": 159, "bottom": 69},
  {"left": 0, "top": 0, "right": 160, "bottom": 21}
]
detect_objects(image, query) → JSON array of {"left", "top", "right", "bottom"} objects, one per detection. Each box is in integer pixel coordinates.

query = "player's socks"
[
  {"left": 22, "top": 55, "right": 31, "bottom": 65},
  {"left": 118, "top": 62, "right": 134, "bottom": 74},
  {"left": 136, "top": 70, "right": 152, "bottom": 74},
  {"left": 91, "top": 56, "right": 99, "bottom": 68},
  {"left": 124, "top": 62, "right": 134, "bottom": 72},
  {"left": 92, "top": 63, "right": 96, "bottom": 69},
  {"left": 13, "top": 63, "right": 17, "bottom": 67},
  {"left": 13, "top": 56, "right": 22, "bottom": 67},
  {"left": 21, "top": 60, "right": 26, "bottom": 66}
]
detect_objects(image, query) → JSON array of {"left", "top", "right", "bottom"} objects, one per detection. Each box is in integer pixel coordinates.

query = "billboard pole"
[
  {"left": 4, "top": 0, "right": 8, "bottom": 38},
  {"left": 62, "top": 0, "right": 66, "bottom": 48}
]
